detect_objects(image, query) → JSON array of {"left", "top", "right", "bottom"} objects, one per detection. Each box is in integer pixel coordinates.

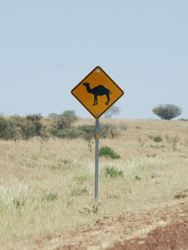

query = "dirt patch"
[
  {"left": 110, "top": 220, "right": 188, "bottom": 250},
  {"left": 34, "top": 200, "right": 188, "bottom": 250}
]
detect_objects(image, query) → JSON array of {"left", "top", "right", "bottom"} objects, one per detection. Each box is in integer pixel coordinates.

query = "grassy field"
[{"left": 0, "top": 119, "right": 188, "bottom": 249}]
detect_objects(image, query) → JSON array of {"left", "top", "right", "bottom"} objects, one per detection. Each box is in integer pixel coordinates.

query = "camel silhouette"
[{"left": 83, "top": 82, "right": 111, "bottom": 106}]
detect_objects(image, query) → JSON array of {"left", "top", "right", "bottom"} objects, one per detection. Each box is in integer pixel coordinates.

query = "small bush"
[
  {"left": 152, "top": 104, "right": 182, "bottom": 120},
  {"left": 174, "top": 190, "right": 188, "bottom": 199},
  {"left": 0, "top": 116, "right": 20, "bottom": 140},
  {"left": 134, "top": 175, "right": 142, "bottom": 181},
  {"left": 105, "top": 167, "right": 123, "bottom": 178},
  {"left": 149, "top": 135, "right": 163, "bottom": 143},
  {"left": 13, "top": 198, "right": 26, "bottom": 209},
  {"left": 100, "top": 146, "right": 120, "bottom": 159}
]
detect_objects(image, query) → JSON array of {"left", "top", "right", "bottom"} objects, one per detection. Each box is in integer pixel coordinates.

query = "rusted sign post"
[{"left": 71, "top": 66, "right": 124, "bottom": 199}]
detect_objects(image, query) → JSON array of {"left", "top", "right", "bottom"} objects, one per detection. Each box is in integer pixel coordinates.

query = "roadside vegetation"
[
  {"left": 0, "top": 108, "right": 188, "bottom": 249},
  {"left": 152, "top": 104, "right": 182, "bottom": 120},
  {"left": 0, "top": 119, "right": 188, "bottom": 249},
  {"left": 0, "top": 111, "right": 123, "bottom": 141}
]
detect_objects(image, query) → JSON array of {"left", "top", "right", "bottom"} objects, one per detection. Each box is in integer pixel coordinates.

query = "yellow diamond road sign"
[{"left": 71, "top": 66, "right": 124, "bottom": 119}]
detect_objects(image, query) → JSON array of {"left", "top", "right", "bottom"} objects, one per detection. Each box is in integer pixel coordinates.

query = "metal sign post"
[
  {"left": 95, "top": 118, "right": 100, "bottom": 199},
  {"left": 71, "top": 66, "right": 124, "bottom": 199}
]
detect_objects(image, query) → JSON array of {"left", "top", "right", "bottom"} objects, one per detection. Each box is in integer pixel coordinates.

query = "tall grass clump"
[
  {"left": 104, "top": 167, "right": 124, "bottom": 178},
  {"left": 43, "top": 192, "right": 59, "bottom": 202}
]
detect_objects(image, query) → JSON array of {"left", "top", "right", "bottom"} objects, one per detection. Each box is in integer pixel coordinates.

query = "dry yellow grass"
[{"left": 0, "top": 119, "right": 188, "bottom": 249}]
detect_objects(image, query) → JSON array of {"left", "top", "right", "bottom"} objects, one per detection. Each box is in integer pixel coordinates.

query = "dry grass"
[{"left": 0, "top": 119, "right": 188, "bottom": 249}]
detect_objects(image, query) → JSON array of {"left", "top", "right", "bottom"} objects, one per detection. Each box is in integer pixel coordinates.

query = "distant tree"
[
  {"left": 20, "top": 114, "right": 43, "bottom": 138},
  {"left": 0, "top": 116, "right": 20, "bottom": 140},
  {"left": 152, "top": 104, "right": 182, "bottom": 120},
  {"left": 59, "top": 110, "right": 78, "bottom": 128},
  {"left": 104, "top": 106, "right": 120, "bottom": 118},
  {"left": 49, "top": 110, "right": 78, "bottom": 136}
]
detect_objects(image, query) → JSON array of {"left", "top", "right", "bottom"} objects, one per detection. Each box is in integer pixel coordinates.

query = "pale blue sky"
[{"left": 0, "top": 0, "right": 187, "bottom": 118}]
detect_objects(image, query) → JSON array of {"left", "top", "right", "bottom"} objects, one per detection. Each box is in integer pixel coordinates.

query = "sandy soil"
[{"left": 33, "top": 198, "right": 188, "bottom": 250}]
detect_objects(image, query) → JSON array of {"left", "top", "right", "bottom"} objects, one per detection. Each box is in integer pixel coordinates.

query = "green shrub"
[
  {"left": 152, "top": 104, "right": 182, "bottom": 120},
  {"left": 13, "top": 198, "right": 26, "bottom": 209},
  {"left": 104, "top": 167, "right": 123, "bottom": 178},
  {"left": 22, "top": 120, "right": 38, "bottom": 139},
  {"left": 134, "top": 175, "right": 142, "bottom": 181},
  {"left": 25, "top": 114, "right": 43, "bottom": 137},
  {"left": 0, "top": 116, "right": 20, "bottom": 140},
  {"left": 99, "top": 146, "right": 120, "bottom": 159},
  {"left": 149, "top": 135, "right": 163, "bottom": 143}
]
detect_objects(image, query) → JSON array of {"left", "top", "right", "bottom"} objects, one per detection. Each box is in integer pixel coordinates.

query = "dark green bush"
[
  {"left": 25, "top": 114, "right": 43, "bottom": 137},
  {"left": 152, "top": 104, "right": 182, "bottom": 120},
  {"left": 99, "top": 146, "right": 120, "bottom": 159},
  {"left": 13, "top": 114, "right": 43, "bottom": 139},
  {"left": 13, "top": 198, "right": 26, "bottom": 208},
  {"left": 149, "top": 135, "right": 163, "bottom": 143},
  {"left": 0, "top": 116, "right": 20, "bottom": 140}
]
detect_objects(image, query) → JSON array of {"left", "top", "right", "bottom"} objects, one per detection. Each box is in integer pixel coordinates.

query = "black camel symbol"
[{"left": 83, "top": 82, "right": 112, "bottom": 106}]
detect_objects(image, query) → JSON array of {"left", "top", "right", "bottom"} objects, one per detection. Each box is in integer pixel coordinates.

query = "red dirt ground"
[{"left": 35, "top": 199, "right": 188, "bottom": 250}]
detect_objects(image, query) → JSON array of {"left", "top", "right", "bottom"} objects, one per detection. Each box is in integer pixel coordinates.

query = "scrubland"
[{"left": 0, "top": 119, "right": 188, "bottom": 249}]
